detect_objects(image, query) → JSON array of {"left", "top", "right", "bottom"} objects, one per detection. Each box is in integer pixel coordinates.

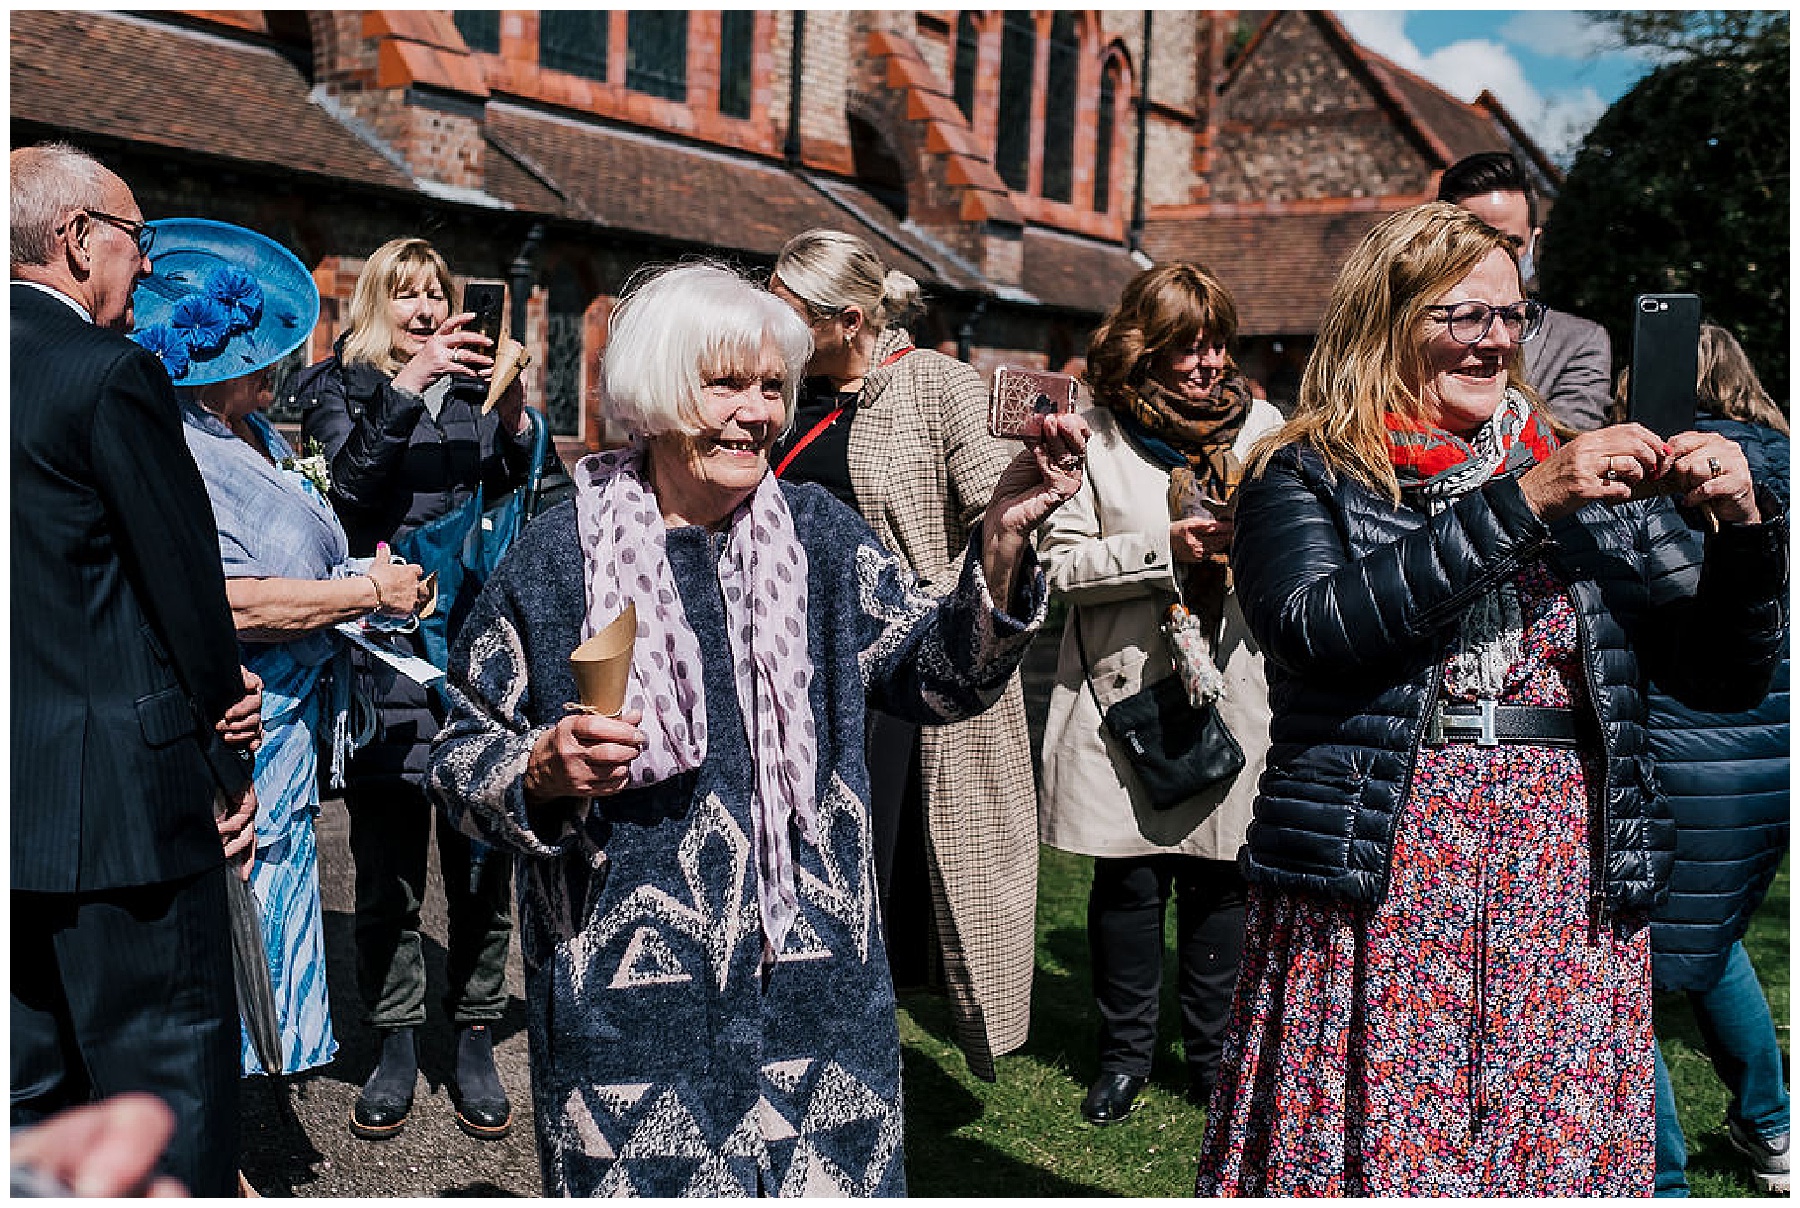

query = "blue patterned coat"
[{"left": 426, "top": 485, "right": 1043, "bottom": 1196}]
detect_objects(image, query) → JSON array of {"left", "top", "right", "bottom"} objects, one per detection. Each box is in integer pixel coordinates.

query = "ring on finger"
[
  {"left": 1707, "top": 455, "right": 1723, "bottom": 479},
  {"left": 1602, "top": 455, "right": 1619, "bottom": 482}
]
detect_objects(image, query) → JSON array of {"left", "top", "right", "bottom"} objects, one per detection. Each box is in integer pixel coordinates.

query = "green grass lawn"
[{"left": 897, "top": 850, "right": 1789, "bottom": 1196}]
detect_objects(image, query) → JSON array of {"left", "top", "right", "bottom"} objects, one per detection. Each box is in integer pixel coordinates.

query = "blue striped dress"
[{"left": 182, "top": 402, "right": 349, "bottom": 1077}]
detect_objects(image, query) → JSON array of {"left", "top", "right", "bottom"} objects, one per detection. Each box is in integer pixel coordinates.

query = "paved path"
[{"left": 239, "top": 797, "right": 542, "bottom": 1196}]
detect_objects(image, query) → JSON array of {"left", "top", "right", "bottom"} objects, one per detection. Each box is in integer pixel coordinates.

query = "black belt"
[{"left": 1423, "top": 700, "right": 1580, "bottom": 748}]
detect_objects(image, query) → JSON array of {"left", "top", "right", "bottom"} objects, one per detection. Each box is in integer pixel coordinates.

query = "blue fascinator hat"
[{"left": 130, "top": 218, "right": 319, "bottom": 386}]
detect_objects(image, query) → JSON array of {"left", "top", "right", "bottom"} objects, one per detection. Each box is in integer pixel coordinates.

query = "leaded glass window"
[
  {"left": 540, "top": 11, "right": 607, "bottom": 82},
  {"left": 953, "top": 13, "right": 980, "bottom": 122},
  {"left": 718, "top": 11, "right": 753, "bottom": 118},
  {"left": 995, "top": 11, "right": 1035, "bottom": 193},
  {"left": 1093, "top": 64, "right": 1117, "bottom": 213},
  {"left": 452, "top": 10, "right": 499, "bottom": 55},
  {"left": 544, "top": 266, "right": 587, "bottom": 439},
  {"left": 1041, "top": 13, "right": 1078, "bottom": 203},
  {"left": 627, "top": 11, "right": 687, "bottom": 102}
]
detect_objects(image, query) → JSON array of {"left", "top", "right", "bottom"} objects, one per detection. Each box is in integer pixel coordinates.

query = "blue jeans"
[{"left": 1654, "top": 941, "right": 1790, "bottom": 1196}]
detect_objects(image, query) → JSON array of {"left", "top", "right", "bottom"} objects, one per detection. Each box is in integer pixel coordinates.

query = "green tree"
[
  {"left": 1541, "top": 27, "right": 1788, "bottom": 402},
  {"left": 1584, "top": 9, "right": 1788, "bottom": 62}
]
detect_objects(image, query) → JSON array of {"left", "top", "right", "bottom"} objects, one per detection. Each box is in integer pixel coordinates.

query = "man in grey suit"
[
  {"left": 1438, "top": 151, "right": 1613, "bottom": 431},
  {"left": 11, "top": 142, "right": 263, "bottom": 1196}
]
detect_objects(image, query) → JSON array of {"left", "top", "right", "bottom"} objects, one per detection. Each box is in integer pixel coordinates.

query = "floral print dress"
[{"left": 1195, "top": 562, "right": 1654, "bottom": 1196}]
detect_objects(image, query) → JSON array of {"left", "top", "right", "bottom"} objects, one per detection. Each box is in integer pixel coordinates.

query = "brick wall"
[{"left": 797, "top": 11, "right": 857, "bottom": 173}]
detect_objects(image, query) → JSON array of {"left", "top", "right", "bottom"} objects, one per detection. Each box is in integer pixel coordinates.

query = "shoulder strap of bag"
[{"left": 1070, "top": 607, "right": 1111, "bottom": 704}]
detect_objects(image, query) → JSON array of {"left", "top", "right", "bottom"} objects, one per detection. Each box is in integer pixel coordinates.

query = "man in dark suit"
[
  {"left": 1437, "top": 151, "right": 1613, "bottom": 432},
  {"left": 11, "top": 142, "right": 264, "bottom": 1197}
]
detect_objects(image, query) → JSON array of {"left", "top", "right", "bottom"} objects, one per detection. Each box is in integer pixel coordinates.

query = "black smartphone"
[
  {"left": 1627, "top": 293, "right": 1702, "bottom": 438},
  {"left": 462, "top": 282, "right": 506, "bottom": 345}
]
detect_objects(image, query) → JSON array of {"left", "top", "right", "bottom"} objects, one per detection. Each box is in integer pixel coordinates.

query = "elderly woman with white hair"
[{"left": 426, "top": 262, "right": 1086, "bottom": 1196}]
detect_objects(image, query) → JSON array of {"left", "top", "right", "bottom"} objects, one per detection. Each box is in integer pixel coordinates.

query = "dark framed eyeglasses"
[
  {"left": 1424, "top": 299, "right": 1545, "bottom": 346},
  {"left": 60, "top": 209, "right": 155, "bottom": 258}
]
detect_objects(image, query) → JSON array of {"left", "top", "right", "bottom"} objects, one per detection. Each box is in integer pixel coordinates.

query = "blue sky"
[{"left": 1334, "top": 11, "right": 1660, "bottom": 165}]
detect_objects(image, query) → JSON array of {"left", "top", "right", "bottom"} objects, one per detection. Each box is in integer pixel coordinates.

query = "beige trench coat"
[
  {"left": 1038, "top": 401, "right": 1283, "bottom": 860},
  {"left": 842, "top": 328, "right": 1036, "bottom": 1080}
]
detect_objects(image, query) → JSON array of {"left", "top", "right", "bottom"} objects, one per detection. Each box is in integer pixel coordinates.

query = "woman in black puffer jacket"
[
  {"left": 1193, "top": 205, "right": 1786, "bottom": 1198},
  {"left": 1629, "top": 324, "right": 1790, "bottom": 1196},
  {"left": 295, "top": 238, "right": 535, "bottom": 1144}
]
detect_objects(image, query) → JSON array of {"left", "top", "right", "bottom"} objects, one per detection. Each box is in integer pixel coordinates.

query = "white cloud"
[
  {"left": 1496, "top": 11, "right": 1618, "bottom": 60},
  {"left": 1334, "top": 11, "right": 1420, "bottom": 67},
  {"left": 1333, "top": 10, "right": 1606, "bottom": 166}
]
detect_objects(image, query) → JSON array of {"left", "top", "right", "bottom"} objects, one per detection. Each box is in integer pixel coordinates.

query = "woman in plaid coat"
[{"left": 768, "top": 229, "right": 1036, "bottom": 1080}]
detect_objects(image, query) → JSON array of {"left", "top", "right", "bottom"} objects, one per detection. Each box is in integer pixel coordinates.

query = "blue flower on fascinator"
[
  {"left": 132, "top": 323, "right": 192, "bottom": 379},
  {"left": 170, "top": 294, "right": 232, "bottom": 355},
  {"left": 206, "top": 265, "right": 264, "bottom": 332}
]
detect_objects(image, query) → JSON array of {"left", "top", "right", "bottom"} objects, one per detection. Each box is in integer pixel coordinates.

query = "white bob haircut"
[{"left": 602, "top": 261, "right": 813, "bottom": 440}]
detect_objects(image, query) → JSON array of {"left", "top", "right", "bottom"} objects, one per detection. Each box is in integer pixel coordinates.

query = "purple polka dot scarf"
[{"left": 573, "top": 444, "right": 819, "bottom": 960}]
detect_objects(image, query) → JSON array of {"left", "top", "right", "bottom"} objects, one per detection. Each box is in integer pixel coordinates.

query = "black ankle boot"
[
  {"left": 452, "top": 1024, "right": 513, "bottom": 1140},
  {"left": 351, "top": 1028, "right": 417, "bottom": 1140}
]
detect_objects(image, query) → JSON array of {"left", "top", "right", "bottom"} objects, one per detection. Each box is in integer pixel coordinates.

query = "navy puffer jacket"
[
  {"left": 1648, "top": 417, "right": 1789, "bottom": 991},
  {"left": 1230, "top": 440, "right": 1788, "bottom": 915}
]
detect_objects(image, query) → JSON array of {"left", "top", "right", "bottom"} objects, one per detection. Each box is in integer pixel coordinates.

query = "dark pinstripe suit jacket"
[{"left": 11, "top": 282, "right": 252, "bottom": 893}]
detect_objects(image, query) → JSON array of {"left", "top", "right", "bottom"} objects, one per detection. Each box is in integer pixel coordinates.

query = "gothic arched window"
[
  {"left": 1040, "top": 13, "right": 1079, "bottom": 203},
  {"left": 1093, "top": 61, "right": 1119, "bottom": 213},
  {"left": 953, "top": 13, "right": 980, "bottom": 122},
  {"left": 995, "top": 11, "right": 1036, "bottom": 192}
]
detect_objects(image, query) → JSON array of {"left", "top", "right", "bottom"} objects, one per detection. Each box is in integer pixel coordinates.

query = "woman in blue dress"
[{"left": 132, "top": 220, "right": 431, "bottom": 1077}]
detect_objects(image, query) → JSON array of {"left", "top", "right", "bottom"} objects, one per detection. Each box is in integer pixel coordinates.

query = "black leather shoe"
[
  {"left": 1080, "top": 1072, "right": 1146, "bottom": 1125},
  {"left": 351, "top": 1028, "right": 417, "bottom": 1140},
  {"left": 452, "top": 1024, "right": 513, "bottom": 1141}
]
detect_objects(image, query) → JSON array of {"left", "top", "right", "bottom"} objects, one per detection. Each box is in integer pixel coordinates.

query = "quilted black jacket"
[
  {"left": 292, "top": 351, "right": 535, "bottom": 785},
  {"left": 293, "top": 351, "right": 533, "bottom": 557},
  {"left": 1230, "top": 440, "right": 1788, "bottom": 916},
  {"left": 1648, "top": 418, "right": 1790, "bottom": 990}
]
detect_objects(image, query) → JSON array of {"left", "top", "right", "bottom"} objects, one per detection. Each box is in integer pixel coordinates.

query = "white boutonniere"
[{"left": 280, "top": 437, "right": 333, "bottom": 498}]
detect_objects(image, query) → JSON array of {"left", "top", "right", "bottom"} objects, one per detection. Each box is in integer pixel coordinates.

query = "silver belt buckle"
[
  {"left": 1428, "top": 698, "right": 1500, "bottom": 745},
  {"left": 1476, "top": 697, "right": 1498, "bottom": 746}
]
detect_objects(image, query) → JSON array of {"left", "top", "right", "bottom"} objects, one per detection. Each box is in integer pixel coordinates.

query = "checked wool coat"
[{"left": 841, "top": 326, "right": 1038, "bottom": 1080}]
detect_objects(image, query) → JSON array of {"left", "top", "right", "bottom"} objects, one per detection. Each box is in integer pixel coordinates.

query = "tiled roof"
[
  {"left": 1020, "top": 227, "right": 1144, "bottom": 315},
  {"left": 1359, "top": 53, "right": 1512, "bottom": 167},
  {"left": 1141, "top": 205, "right": 1392, "bottom": 337},
  {"left": 483, "top": 103, "right": 973, "bottom": 287},
  {"left": 10, "top": 9, "right": 415, "bottom": 193}
]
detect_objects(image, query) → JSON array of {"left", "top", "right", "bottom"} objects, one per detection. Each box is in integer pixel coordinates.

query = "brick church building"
[{"left": 12, "top": 10, "right": 1558, "bottom": 453}]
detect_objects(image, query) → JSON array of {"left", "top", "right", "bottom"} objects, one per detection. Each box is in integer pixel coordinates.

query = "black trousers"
[
  {"left": 1088, "top": 854, "right": 1246, "bottom": 1095},
  {"left": 865, "top": 709, "right": 933, "bottom": 987},
  {"left": 346, "top": 779, "right": 512, "bottom": 1031},
  {"left": 12, "top": 868, "right": 240, "bottom": 1197}
]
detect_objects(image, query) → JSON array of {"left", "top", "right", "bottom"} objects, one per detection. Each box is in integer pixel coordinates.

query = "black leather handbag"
[{"left": 1075, "top": 611, "right": 1245, "bottom": 810}]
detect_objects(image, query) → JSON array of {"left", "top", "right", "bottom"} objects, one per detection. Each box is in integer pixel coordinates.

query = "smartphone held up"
[
  {"left": 460, "top": 281, "right": 534, "bottom": 414},
  {"left": 989, "top": 365, "right": 1079, "bottom": 441},
  {"left": 462, "top": 281, "right": 507, "bottom": 347}
]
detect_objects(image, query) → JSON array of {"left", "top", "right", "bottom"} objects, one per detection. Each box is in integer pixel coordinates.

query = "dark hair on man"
[{"left": 1435, "top": 151, "right": 1537, "bottom": 229}]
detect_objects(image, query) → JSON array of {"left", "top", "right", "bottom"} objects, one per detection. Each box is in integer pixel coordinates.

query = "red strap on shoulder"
[
  {"left": 774, "top": 349, "right": 913, "bottom": 478},
  {"left": 774, "top": 404, "right": 846, "bottom": 478}
]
